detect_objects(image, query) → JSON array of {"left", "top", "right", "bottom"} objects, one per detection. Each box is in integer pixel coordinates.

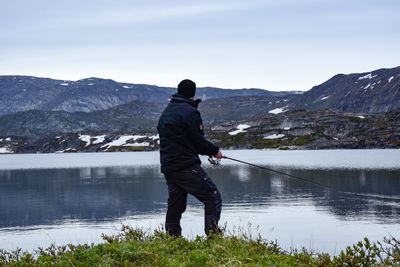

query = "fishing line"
[
  {"left": 208, "top": 156, "right": 400, "bottom": 202},
  {"left": 221, "top": 156, "right": 330, "bottom": 190}
]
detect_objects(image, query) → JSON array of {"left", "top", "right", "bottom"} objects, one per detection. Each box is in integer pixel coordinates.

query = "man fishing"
[{"left": 157, "top": 79, "right": 223, "bottom": 237}]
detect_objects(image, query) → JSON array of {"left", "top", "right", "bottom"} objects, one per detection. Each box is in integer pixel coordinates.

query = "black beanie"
[{"left": 177, "top": 79, "right": 196, "bottom": 98}]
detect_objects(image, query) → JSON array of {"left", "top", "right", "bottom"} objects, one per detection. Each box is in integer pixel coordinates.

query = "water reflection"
[
  {"left": 0, "top": 165, "right": 399, "bottom": 229},
  {"left": 0, "top": 166, "right": 166, "bottom": 228}
]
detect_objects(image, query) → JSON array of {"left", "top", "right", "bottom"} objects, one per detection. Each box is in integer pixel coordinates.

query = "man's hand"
[{"left": 214, "top": 150, "right": 223, "bottom": 159}]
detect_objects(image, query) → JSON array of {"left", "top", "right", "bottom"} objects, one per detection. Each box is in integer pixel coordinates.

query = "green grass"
[
  {"left": 106, "top": 146, "right": 148, "bottom": 152},
  {"left": 210, "top": 130, "right": 320, "bottom": 149},
  {"left": 292, "top": 135, "right": 313, "bottom": 146},
  {"left": 1, "top": 225, "right": 399, "bottom": 266}
]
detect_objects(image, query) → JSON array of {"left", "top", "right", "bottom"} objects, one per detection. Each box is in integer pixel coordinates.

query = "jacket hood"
[{"left": 170, "top": 93, "right": 202, "bottom": 109}]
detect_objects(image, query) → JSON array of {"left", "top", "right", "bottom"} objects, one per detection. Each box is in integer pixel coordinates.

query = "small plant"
[
  {"left": 376, "top": 235, "right": 400, "bottom": 265},
  {"left": 333, "top": 237, "right": 380, "bottom": 266}
]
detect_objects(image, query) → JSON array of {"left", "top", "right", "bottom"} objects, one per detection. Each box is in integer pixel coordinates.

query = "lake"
[{"left": 0, "top": 150, "right": 399, "bottom": 254}]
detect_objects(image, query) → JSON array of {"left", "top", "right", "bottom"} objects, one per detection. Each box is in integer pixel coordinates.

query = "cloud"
[{"left": 53, "top": 1, "right": 258, "bottom": 29}]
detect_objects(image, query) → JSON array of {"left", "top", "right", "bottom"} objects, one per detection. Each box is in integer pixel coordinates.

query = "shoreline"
[{"left": 1, "top": 149, "right": 400, "bottom": 170}]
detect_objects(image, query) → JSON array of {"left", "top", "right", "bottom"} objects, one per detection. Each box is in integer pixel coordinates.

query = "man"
[{"left": 157, "top": 79, "right": 223, "bottom": 237}]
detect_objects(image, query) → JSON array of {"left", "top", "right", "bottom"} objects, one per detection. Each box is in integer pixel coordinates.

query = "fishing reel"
[{"left": 208, "top": 157, "right": 221, "bottom": 166}]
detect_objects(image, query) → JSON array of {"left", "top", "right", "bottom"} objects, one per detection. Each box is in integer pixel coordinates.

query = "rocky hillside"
[
  {"left": 0, "top": 100, "right": 166, "bottom": 138},
  {"left": 208, "top": 109, "right": 400, "bottom": 150},
  {"left": 199, "top": 95, "right": 297, "bottom": 122},
  {"left": 289, "top": 66, "right": 400, "bottom": 113},
  {"left": 0, "top": 94, "right": 297, "bottom": 138},
  {"left": 1, "top": 109, "right": 399, "bottom": 153}
]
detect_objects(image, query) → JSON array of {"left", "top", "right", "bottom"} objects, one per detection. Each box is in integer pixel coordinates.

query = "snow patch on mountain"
[
  {"left": 101, "top": 135, "right": 147, "bottom": 150},
  {"left": 0, "top": 147, "right": 12, "bottom": 153},
  {"left": 78, "top": 134, "right": 91, "bottom": 147},
  {"left": 264, "top": 134, "right": 285, "bottom": 139},
  {"left": 358, "top": 73, "right": 377, "bottom": 80},
  {"left": 60, "top": 83, "right": 69, "bottom": 86},
  {"left": 229, "top": 124, "right": 251, "bottom": 135},
  {"left": 92, "top": 135, "right": 106, "bottom": 144},
  {"left": 149, "top": 134, "right": 159, "bottom": 140},
  {"left": 388, "top": 76, "right": 394, "bottom": 83},
  {"left": 123, "top": 142, "right": 150, "bottom": 147},
  {"left": 101, "top": 136, "right": 133, "bottom": 149},
  {"left": 132, "top": 135, "right": 146, "bottom": 141},
  {"left": 269, "top": 107, "right": 286, "bottom": 114},
  {"left": 321, "top": 95, "right": 330, "bottom": 100}
]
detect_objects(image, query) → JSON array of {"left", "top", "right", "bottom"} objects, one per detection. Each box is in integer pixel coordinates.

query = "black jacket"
[{"left": 157, "top": 94, "right": 219, "bottom": 173}]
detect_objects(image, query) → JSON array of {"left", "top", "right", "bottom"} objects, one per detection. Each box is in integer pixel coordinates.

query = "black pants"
[{"left": 164, "top": 164, "right": 222, "bottom": 236}]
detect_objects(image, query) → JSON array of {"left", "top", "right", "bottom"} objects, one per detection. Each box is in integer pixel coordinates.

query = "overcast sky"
[{"left": 1, "top": 0, "right": 399, "bottom": 91}]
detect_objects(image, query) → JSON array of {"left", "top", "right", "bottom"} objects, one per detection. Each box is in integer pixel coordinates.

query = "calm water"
[{"left": 0, "top": 150, "right": 399, "bottom": 254}]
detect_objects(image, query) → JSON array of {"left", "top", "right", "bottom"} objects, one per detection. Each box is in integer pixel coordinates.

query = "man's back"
[{"left": 157, "top": 94, "right": 203, "bottom": 173}]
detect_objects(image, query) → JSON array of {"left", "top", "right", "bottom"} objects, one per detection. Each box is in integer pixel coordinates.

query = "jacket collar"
[{"left": 170, "top": 93, "right": 202, "bottom": 108}]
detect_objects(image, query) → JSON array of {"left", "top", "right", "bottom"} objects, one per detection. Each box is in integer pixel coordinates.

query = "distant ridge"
[
  {"left": 1, "top": 66, "right": 399, "bottom": 118},
  {"left": 0, "top": 76, "right": 286, "bottom": 116}
]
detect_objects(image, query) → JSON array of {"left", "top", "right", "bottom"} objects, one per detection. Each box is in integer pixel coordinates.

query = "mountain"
[
  {"left": 0, "top": 66, "right": 399, "bottom": 143},
  {"left": 289, "top": 66, "right": 400, "bottom": 113},
  {"left": 0, "top": 76, "right": 288, "bottom": 116},
  {"left": 1, "top": 66, "right": 399, "bottom": 119}
]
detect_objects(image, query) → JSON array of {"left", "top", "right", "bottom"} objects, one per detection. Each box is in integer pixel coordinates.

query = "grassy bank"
[{"left": 1, "top": 225, "right": 399, "bottom": 266}]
